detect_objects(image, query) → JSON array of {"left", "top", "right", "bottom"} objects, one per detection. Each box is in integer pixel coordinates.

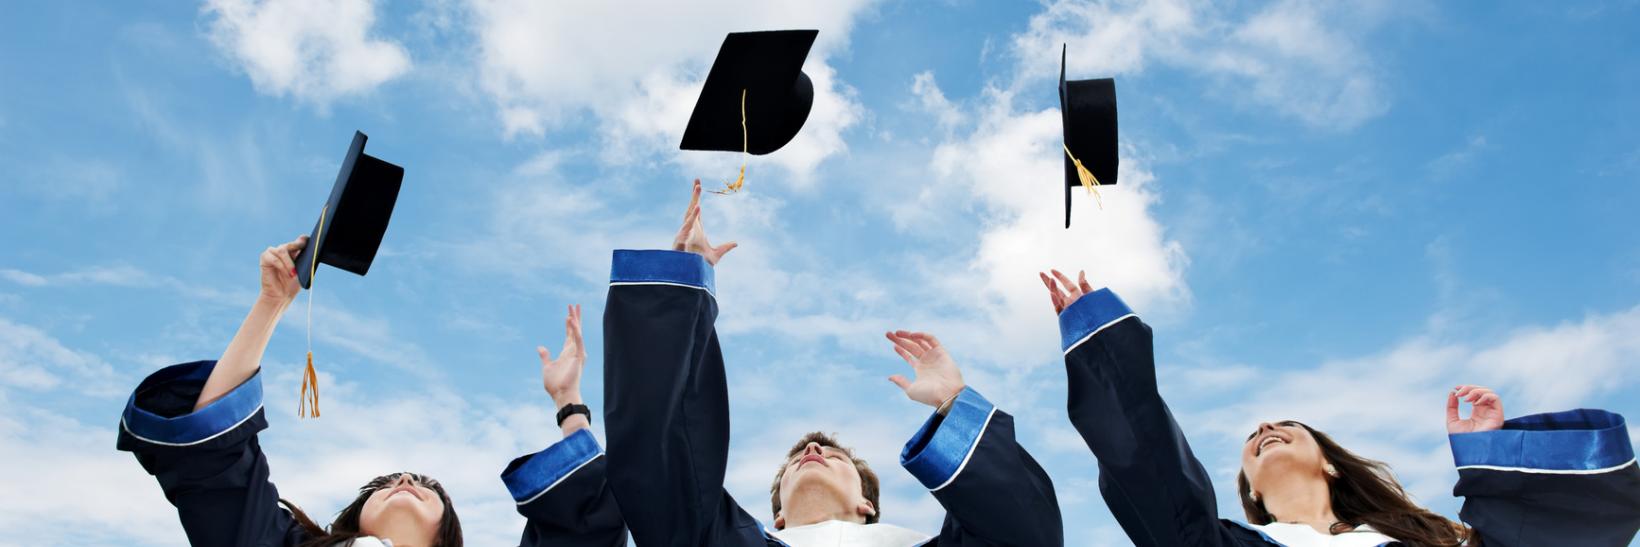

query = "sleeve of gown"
[
  {"left": 501, "top": 428, "right": 629, "bottom": 547},
  {"left": 899, "top": 386, "right": 1065, "bottom": 546},
  {"left": 601, "top": 249, "right": 770, "bottom": 547},
  {"left": 1449, "top": 408, "right": 1640, "bottom": 547},
  {"left": 115, "top": 360, "right": 306, "bottom": 547},
  {"left": 1058, "top": 290, "right": 1252, "bottom": 547}
]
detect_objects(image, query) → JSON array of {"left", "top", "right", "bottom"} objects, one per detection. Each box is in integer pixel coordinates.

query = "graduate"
[
  {"left": 599, "top": 180, "right": 1064, "bottom": 546},
  {"left": 115, "top": 236, "right": 464, "bottom": 547},
  {"left": 499, "top": 304, "right": 630, "bottom": 547},
  {"left": 1038, "top": 270, "right": 1640, "bottom": 546}
]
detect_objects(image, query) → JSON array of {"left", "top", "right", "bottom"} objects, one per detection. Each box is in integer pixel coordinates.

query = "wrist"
[
  {"left": 550, "top": 391, "right": 584, "bottom": 409},
  {"left": 255, "top": 293, "right": 294, "bottom": 311},
  {"left": 935, "top": 385, "right": 965, "bottom": 415}
]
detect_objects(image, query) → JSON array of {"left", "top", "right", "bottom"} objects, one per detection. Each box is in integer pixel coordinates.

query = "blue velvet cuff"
[
  {"left": 502, "top": 428, "right": 604, "bottom": 504},
  {"left": 610, "top": 249, "right": 714, "bottom": 294},
  {"left": 120, "top": 360, "right": 263, "bottom": 447},
  {"left": 1058, "top": 288, "right": 1135, "bottom": 354},
  {"left": 900, "top": 387, "right": 997, "bottom": 491},
  {"left": 1450, "top": 408, "right": 1635, "bottom": 472}
]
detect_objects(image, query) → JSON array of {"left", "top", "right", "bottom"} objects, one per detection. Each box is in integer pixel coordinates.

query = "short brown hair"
[{"left": 769, "top": 431, "right": 881, "bottom": 526}]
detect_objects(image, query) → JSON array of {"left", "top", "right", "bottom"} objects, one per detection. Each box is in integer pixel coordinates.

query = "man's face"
[{"left": 778, "top": 441, "right": 866, "bottom": 511}]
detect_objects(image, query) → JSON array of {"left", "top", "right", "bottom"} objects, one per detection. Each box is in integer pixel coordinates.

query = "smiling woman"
[
  {"left": 115, "top": 237, "right": 467, "bottom": 547},
  {"left": 1039, "top": 269, "right": 1640, "bottom": 547},
  {"left": 113, "top": 240, "right": 629, "bottom": 546},
  {"left": 282, "top": 472, "right": 460, "bottom": 547}
]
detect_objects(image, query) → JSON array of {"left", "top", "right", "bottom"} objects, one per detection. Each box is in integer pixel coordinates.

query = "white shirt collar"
[{"left": 770, "top": 520, "right": 932, "bottom": 547}]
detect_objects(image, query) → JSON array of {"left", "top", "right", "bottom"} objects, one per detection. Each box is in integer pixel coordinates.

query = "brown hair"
[
  {"left": 280, "top": 472, "right": 463, "bottom": 547},
  {"left": 1236, "top": 422, "right": 1472, "bottom": 546},
  {"left": 769, "top": 431, "right": 881, "bottom": 527}
]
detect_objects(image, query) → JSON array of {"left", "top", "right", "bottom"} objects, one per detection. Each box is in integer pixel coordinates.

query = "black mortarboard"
[
  {"left": 1059, "top": 44, "right": 1119, "bottom": 228},
  {"left": 294, "top": 131, "right": 404, "bottom": 289},
  {"left": 680, "top": 30, "right": 819, "bottom": 156}
]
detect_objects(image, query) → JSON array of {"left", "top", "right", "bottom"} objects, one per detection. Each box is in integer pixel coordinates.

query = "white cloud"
[
  {"left": 0, "top": 264, "right": 245, "bottom": 306},
  {"left": 1012, "top": 0, "right": 1400, "bottom": 130},
  {"left": 903, "top": 80, "right": 1190, "bottom": 365},
  {"left": 0, "top": 394, "right": 186, "bottom": 544},
  {"left": 203, "top": 0, "right": 412, "bottom": 105},
  {"left": 1426, "top": 134, "right": 1488, "bottom": 180},
  {"left": 910, "top": 71, "right": 965, "bottom": 135},
  {"left": 0, "top": 317, "right": 125, "bottom": 395},
  {"left": 463, "top": 0, "right": 876, "bottom": 185}
]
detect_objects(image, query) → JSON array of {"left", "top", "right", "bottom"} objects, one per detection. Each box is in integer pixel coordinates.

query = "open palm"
[
  {"left": 538, "top": 304, "right": 585, "bottom": 404},
  {"left": 886, "top": 330, "right": 966, "bottom": 408}
]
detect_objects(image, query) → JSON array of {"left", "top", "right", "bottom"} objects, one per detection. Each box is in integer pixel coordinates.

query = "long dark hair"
[
  {"left": 280, "top": 472, "right": 463, "bottom": 547},
  {"left": 1236, "top": 423, "right": 1472, "bottom": 546}
]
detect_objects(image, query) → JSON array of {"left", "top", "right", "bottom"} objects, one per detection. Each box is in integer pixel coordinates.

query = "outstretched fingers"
[
  {"left": 1051, "top": 269, "right": 1082, "bottom": 300},
  {"left": 887, "top": 331, "right": 924, "bottom": 361},
  {"left": 1040, "top": 272, "right": 1066, "bottom": 312},
  {"left": 888, "top": 374, "right": 913, "bottom": 392}
]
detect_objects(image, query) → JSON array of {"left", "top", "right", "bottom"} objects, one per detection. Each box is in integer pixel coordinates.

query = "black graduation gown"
[
  {"left": 501, "top": 428, "right": 630, "bottom": 546},
  {"left": 116, "top": 361, "right": 308, "bottom": 546},
  {"left": 600, "top": 249, "right": 1064, "bottom": 547},
  {"left": 117, "top": 360, "right": 628, "bottom": 547},
  {"left": 1056, "top": 288, "right": 1640, "bottom": 547}
]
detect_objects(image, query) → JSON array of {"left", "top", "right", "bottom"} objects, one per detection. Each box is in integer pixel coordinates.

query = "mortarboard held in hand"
[
  {"left": 680, "top": 29, "right": 819, "bottom": 194},
  {"left": 291, "top": 130, "right": 404, "bottom": 418},
  {"left": 1059, "top": 44, "right": 1119, "bottom": 228},
  {"left": 295, "top": 131, "right": 404, "bottom": 289}
]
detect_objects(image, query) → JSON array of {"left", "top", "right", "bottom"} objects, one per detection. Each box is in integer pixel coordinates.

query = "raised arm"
[
  {"left": 116, "top": 238, "right": 310, "bottom": 545},
  {"left": 887, "top": 331, "right": 1064, "bottom": 546},
  {"left": 1042, "top": 270, "right": 1254, "bottom": 546},
  {"left": 1445, "top": 386, "right": 1640, "bottom": 546},
  {"left": 196, "top": 235, "right": 306, "bottom": 410},
  {"left": 601, "top": 180, "right": 765, "bottom": 546},
  {"left": 502, "top": 305, "right": 628, "bottom": 547}
]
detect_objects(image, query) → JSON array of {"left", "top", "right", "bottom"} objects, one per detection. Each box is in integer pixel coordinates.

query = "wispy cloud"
[
  {"left": 202, "top": 0, "right": 412, "bottom": 107},
  {"left": 1012, "top": 0, "right": 1408, "bottom": 130}
]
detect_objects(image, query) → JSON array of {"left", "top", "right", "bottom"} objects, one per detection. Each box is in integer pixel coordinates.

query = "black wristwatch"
[{"left": 556, "top": 403, "right": 592, "bottom": 426}]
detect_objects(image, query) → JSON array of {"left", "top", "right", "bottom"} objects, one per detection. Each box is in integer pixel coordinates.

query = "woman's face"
[
  {"left": 358, "top": 473, "right": 445, "bottom": 539},
  {"left": 1240, "top": 420, "right": 1328, "bottom": 492}
]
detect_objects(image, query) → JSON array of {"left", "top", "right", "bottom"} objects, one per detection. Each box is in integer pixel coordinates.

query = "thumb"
[
  {"left": 715, "top": 241, "right": 738, "bottom": 255},
  {"left": 537, "top": 345, "right": 552, "bottom": 363},
  {"left": 1445, "top": 389, "right": 1460, "bottom": 424},
  {"left": 888, "top": 375, "right": 913, "bottom": 392}
]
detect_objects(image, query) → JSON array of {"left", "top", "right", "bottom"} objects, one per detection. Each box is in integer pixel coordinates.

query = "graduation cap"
[
  {"left": 680, "top": 29, "right": 819, "bottom": 193},
  {"left": 290, "top": 130, "right": 404, "bottom": 418},
  {"left": 294, "top": 131, "right": 404, "bottom": 290},
  {"left": 1059, "top": 44, "right": 1119, "bottom": 228}
]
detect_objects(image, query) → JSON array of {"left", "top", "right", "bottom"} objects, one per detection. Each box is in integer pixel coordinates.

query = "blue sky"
[{"left": 2, "top": 0, "right": 1638, "bottom": 545}]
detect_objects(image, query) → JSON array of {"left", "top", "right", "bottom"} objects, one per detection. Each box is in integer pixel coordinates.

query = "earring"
[
  {"left": 1249, "top": 491, "right": 1259, "bottom": 503},
  {"left": 1324, "top": 464, "right": 1339, "bottom": 478}
]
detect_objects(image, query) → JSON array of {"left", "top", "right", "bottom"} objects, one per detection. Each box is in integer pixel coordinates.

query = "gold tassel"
[
  {"left": 711, "top": 88, "right": 749, "bottom": 195},
  {"left": 1063, "top": 143, "right": 1104, "bottom": 210},
  {"left": 300, "top": 205, "right": 326, "bottom": 419},
  {"left": 299, "top": 351, "right": 320, "bottom": 418}
]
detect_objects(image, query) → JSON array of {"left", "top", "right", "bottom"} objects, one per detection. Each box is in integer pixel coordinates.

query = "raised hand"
[
  {"left": 672, "top": 179, "right": 738, "bottom": 265},
  {"left": 259, "top": 235, "right": 307, "bottom": 305},
  {"left": 538, "top": 304, "right": 586, "bottom": 407},
  {"left": 885, "top": 330, "right": 967, "bottom": 408},
  {"left": 1446, "top": 384, "right": 1505, "bottom": 434},
  {"left": 1038, "top": 269, "right": 1095, "bottom": 314}
]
